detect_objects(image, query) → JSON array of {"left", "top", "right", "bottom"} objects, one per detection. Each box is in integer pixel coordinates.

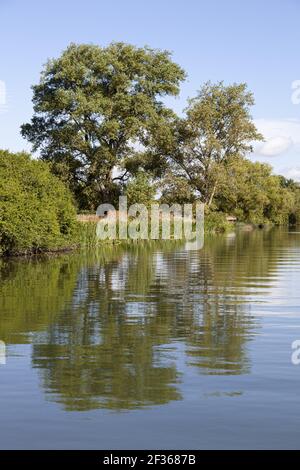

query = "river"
[{"left": 0, "top": 228, "right": 300, "bottom": 449}]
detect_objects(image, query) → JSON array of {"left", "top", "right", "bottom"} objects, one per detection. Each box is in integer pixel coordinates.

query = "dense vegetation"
[
  {"left": 214, "top": 156, "right": 300, "bottom": 225},
  {"left": 1, "top": 42, "right": 300, "bottom": 256},
  {"left": 0, "top": 151, "right": 78, "bottom": 255},
  {"left": 20, "top": 42, "right": 300, "bottom": 227}
]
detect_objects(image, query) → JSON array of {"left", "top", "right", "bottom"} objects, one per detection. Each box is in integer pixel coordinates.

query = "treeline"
[
  {"left": 1, "top": 42, "right": 300, "bottom": 254},
  {"left": 20, "top": 42, "right": 300, "bottom": 221}
]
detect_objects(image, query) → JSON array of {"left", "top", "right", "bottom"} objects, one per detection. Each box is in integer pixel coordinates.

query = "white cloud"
[
  {"left": 282, "top": 166, "right": 300, "bottom": 182},
  {"left": 254, "top": 118, "right": 300, "bottom": 157},
  {"left": 259, "top": 136, "right": 292, "bottom": 156}
]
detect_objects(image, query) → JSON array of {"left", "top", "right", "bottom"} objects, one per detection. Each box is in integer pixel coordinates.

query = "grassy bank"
[{"left": 77, "top": 213, "right": 230, "bottom": 249}]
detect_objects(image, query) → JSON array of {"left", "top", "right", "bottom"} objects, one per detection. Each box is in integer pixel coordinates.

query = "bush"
[
  {"left": 0, "top": 151, "right": 78, "bottom": 255},
  {"left": 205, "top": 209, "right": 230, "bottom": 233}
]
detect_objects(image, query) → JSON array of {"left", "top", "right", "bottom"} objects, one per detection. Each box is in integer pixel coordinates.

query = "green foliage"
[
  {"left": 160, "top": 174, "right": 196, "bottom": 205},
  {"left": 204, "top": 209, "right": 230, "bottom": 233},
  {"left": 125, "top": 172, "right": 156, "bottom": 207},
  {"left": 278, "top": 176, "right": 300, "bottom": 225},
  {"left": 21, "top": 42, "right": 185, "bottom": 209},
  {"left": 77, "top": 221, "right": 101, "bottom": 247},
  {"left": 149, "top": 81, "right": 263, "bottom": 207},
  {"left": 293, "top": 188, "right": 300, "bottom": 224},
  {"left": 0, "top": 150, "right": 78, "bottom": 255},
  {"left": 16, "top": 40, "right": 300, "bottom": 230},
  {"left": 215, "top": 156, "right": 297, "bottom": 225}
]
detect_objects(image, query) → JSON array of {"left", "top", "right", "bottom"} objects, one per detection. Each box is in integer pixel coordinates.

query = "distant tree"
[
  {"left": 215, "top": 156, "right": 296, "bottom": 225},
  {"left": 277, "top": 176, "right": 300, "bottom": 224},
  {"left": 149, "top": 82, "right": 263, "bottom": 207},
  {"left": 21, "top": 42, "right": 185, "bottom": 209}
]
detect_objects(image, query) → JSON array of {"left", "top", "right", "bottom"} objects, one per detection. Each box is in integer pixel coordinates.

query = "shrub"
[
  {"left": 0, "top": 151, "right": 78, "bottom": 255},
  {"left": 205, "top": 209, "right": 230, "bottom": 233}
]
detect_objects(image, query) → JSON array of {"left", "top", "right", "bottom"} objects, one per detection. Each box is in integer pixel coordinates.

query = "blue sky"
[{"left": 1, "top": 0, "right": 300, "bottom": 180}]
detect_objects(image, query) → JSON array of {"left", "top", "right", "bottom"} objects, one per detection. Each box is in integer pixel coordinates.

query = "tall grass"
[
  {"left": 77, "top": 212, "right": 228, "bottom": 250},
  {"left": 77, "top": 221, "right": 101, "bottom": 247}
]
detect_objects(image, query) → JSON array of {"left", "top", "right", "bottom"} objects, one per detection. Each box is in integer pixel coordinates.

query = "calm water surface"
[{"left": 0, "top": 228, "right": 300, "bottom": 449}]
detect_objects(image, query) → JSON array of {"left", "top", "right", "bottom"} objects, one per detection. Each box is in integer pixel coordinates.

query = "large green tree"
[
  {"left": 150, "top": 82, "right": 263, "bottom": 207},
  {"left": 21, "top": 42, "right": 185, "bottom": 209}
]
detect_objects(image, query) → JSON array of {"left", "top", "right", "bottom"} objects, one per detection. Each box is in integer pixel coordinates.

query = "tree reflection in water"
[{"left": 0, "top": 229, "right": 295, "bottom": 411}]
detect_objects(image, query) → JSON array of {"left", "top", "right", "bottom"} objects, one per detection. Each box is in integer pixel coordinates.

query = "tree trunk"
[{"left": 207, "top": 183, "right": 217, "bottom": 207}]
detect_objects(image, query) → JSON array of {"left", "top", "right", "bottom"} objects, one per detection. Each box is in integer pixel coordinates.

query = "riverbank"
[{"left": 0, "top": 215, "right": 280, "bottom": 258}]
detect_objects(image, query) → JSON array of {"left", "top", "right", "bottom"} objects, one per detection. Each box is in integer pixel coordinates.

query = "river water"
[{"left": 0, "top": 228, "right": 300, "bottom": 449}]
